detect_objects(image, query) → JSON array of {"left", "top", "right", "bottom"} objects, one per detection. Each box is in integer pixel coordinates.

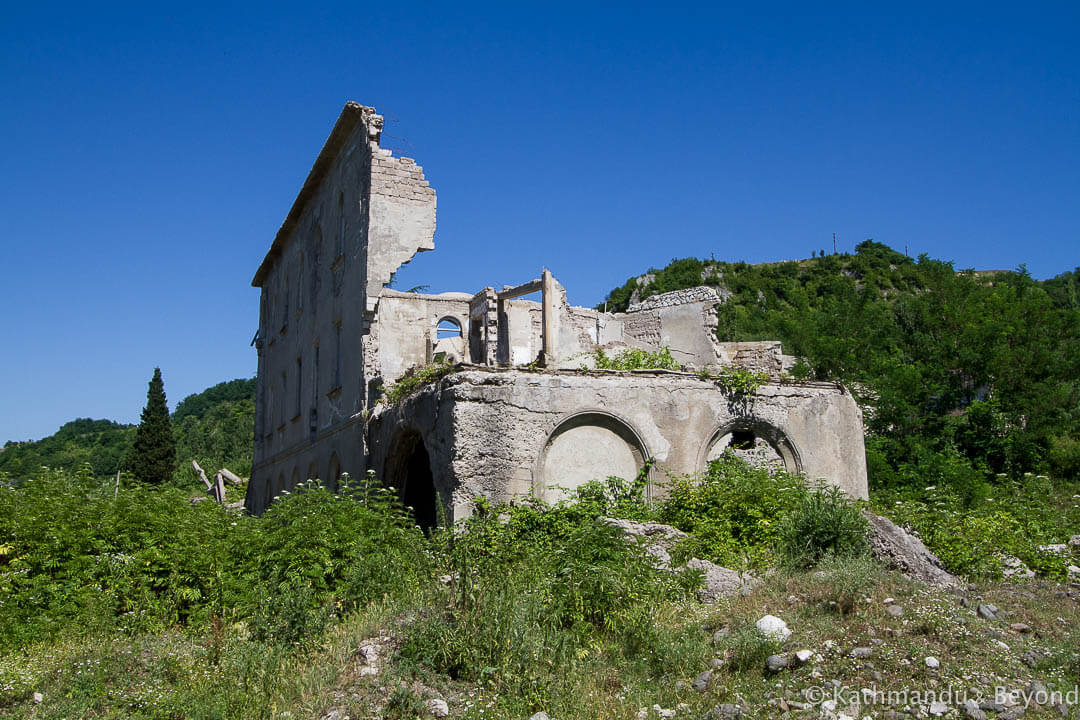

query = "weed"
[
  {"left": 777, "top": 486, "right": 869, "bottom": 567},
  {"left": 591, "top": 346, "right": 681, "bottom": 371}
]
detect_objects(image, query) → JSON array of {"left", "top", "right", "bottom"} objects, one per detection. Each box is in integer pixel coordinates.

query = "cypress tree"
[{"left": 129, "top": 367, "right": 177, "bottom": 484}]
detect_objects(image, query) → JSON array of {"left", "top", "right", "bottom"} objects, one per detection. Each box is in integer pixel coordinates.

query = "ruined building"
[{"left": 245, "top": 103, "right": 868, "bottom": 521}]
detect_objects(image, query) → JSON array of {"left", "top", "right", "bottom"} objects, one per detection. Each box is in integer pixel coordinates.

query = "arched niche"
[
  {"left": 700, "top": 419, "right": 802, "bottom": 474},
  {"left": 535, "top": 411, "right": 651, "bottom": 504}
]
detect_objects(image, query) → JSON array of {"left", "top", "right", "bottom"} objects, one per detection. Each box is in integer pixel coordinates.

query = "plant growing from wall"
[
  {"left": 591, "top": 346, "right": 682, "bottom": 371},
  {"left": 382, "top": 359, "right": 458, "bottom": 405},
  {"left": 696, "top": 365, "right": 769, "bottom": 395},
  {"left": 128, "top": 367, "right": 177, "bottom": 485}
]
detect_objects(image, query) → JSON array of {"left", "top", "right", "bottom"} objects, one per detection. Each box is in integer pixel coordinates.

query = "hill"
[
  {"left": 601, "top": 241, "right": 1080, "bottom": 492},
  {"left": 0, "top": 377, "right": 256, "bottom": 484}
]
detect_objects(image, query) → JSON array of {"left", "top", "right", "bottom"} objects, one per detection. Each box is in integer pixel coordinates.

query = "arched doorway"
[{"left": 386, "top": 430, "right": 439, "bottom": 530}]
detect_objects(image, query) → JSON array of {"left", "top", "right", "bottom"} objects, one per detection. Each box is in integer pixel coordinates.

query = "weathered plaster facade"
[{"left": 246, "top": 103, "right": 868, "bottom": 518}]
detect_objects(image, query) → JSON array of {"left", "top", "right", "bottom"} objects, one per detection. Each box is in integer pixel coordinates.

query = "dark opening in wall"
[
  {"left": 730, "top": 430, "right": 756, "bottom": 450},
  {"left": 401, "top": 441, "right": 438, "bottom": 530}
]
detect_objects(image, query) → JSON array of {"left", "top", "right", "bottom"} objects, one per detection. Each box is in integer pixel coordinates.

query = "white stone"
[
  {"left": 925, "top": 656, "right": 940, "bottom": 668},
  {"left": 32, "top": 693, "right": 43, "bottom": 704},
  {"left": 795, "top": 649, "right": 814, "bottom": 664},
  {"left": 929, "top": 700, "right": 948, "bottom": 715},
  {"left": 427, "top": 698, "right": 449, "bottom": 717},
  {"left": 755, "top": 614, "right": 791, "bottom": 641},
  {"left": 1038, "top": 543, "right": 1068, "bottom": 554}
]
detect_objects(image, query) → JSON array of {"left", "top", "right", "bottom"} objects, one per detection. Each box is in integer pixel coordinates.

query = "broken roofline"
[{"left": 252, "top": 102, "right": 383, "bottom": 288}]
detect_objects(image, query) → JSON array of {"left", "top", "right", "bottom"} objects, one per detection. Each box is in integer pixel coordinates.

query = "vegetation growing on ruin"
[
  {"left": 590, "top": 346, "right": 682, "bottom": 371},
  {"left": 380, "top": 359, "right": 458, "bottom": 406},
  {"left": 696, "top": 364, "right": 769, "bottom": 395}
]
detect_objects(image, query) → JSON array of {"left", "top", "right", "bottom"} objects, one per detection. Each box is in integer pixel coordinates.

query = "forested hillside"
[
  {"left": 0, "top": 378, "right": 256, "bottom": 484},
  {"left": 603, "top": 241, "right": 1080, "bottom": 492}
]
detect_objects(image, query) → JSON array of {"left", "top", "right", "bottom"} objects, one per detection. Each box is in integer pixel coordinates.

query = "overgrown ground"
[{"left": 2, "top": 461, "right": 1078, "bottom": 719}]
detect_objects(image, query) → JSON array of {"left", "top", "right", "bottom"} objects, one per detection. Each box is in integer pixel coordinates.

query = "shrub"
[
  {"left": 697, "top": 365, "right": 770, "bottom": 395},
  {"left": 658, "top": 453, "right": 809, "bottom": 570},
  {"left": 591, "top": 346, "right": 681, "bottom": 371},
  {"left": 399, "top": 495, "right": 693, "bottom": 699},
  {"left": 249, "top": 572, "right": 332, "bottom": 649},
  {"left": 777, "top": 486, "right": 869, "bottom": 567}
]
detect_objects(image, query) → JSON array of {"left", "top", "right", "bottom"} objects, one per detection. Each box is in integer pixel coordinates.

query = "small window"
[
  {"left": 436, "top": 318, "right": 463, "bottom": 339},
  {"left": 730, "top": 430, "right": 755, "bottom": 450}
]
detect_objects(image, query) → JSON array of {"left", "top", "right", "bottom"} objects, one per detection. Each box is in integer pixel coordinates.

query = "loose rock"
[
  {"left": 687, "top": 557, "right": 762, "bottom": 602},
  {"left": 755, "top": 614, "right": 791, "bottom": 641},
  {"left": 1000, "top": 555, "right": 1035, "bottom": 580},
  {"left": 427, "top": 698, "right": 449, "bottom": 718},
  {"left": 963, "top": 698, "right": 987, "bottom": 719},
  {"left": 925, "top": 656, "right": 940, "bottom": 668},
  {"left": 766, "top": 654, "right": 790, "bottom": 672}
]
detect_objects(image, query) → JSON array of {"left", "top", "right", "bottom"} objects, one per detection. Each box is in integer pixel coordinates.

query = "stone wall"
[
  {"left": 626, "top": 286, "right": 723, "bottom": 312},
  {"left": 367, "top": 369, "right": 869, "bottom": 523}
]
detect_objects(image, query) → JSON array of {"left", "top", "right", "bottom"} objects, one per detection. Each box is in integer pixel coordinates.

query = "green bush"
[
  {"left": 777, "top": 486, "right": 869, "bottom": 567},
  {"left": 591, "top": 346, "right": 681, "bottom": 371},
  {"left": 872, "top": 474, "right": 1080, "bottom": 580},
  {"left": 658, "top": 453, "right": 809, "bottom": 570},
  {"left": 0, "top": 469, "right": 431, "bottom": 650},
  {"left": 399, "top": 495, "right": 695, "bottom": 701},
  {"left": 801, "top": 553, "right": 880, "bottom": 615}
]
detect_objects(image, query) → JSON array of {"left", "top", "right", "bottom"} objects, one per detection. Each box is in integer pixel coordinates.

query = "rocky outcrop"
[{"left": 864, "top": 512, "right": 960, "bottom": 588}]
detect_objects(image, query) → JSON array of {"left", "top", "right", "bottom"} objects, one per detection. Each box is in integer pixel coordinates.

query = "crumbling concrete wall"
[
  {"left": 607, "top": 286, "right": 727, "bottom": 369},
  {"left": 247, "top": 103, "right": 437, "bottom": 514},
  {"left": 368, "top": 368, "right": 869, "bottom": 522}
]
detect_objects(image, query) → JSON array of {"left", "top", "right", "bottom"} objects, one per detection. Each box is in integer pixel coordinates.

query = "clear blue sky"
[{"left": 1, "top": 2, "right": 1077, "bottom": 444}]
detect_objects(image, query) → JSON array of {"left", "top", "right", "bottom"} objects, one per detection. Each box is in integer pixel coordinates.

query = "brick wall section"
[{"left": 370, "top": 151, "right": 437, "bottom": 205}]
